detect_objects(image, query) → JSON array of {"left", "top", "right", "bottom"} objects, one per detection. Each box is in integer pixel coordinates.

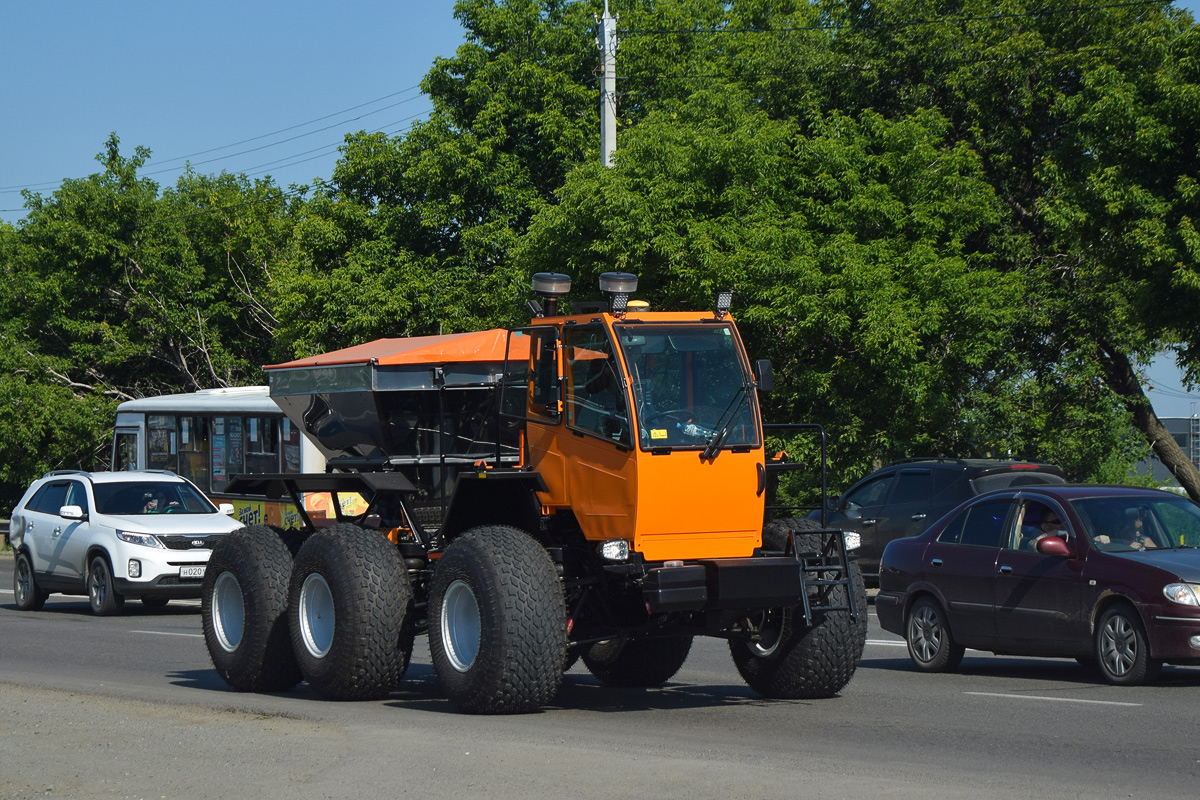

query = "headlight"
[
  {"left": 116, "top": 530, "right": 164, "bottom": 549},
  {"left": 1163, "top": 583, "right": 1200, "bottom": 606},
  {"left": 599, "top": 539, "right": 630, "bottom": 561}
]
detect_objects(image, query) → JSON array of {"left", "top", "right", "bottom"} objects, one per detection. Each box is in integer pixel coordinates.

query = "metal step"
[{"left": 783, "top": 528, "right": 858, "bottom": 627}]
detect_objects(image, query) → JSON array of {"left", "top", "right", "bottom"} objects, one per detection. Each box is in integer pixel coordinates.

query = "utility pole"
[{"left": 597, "top": 1, "right": 618, "bottom": 167}]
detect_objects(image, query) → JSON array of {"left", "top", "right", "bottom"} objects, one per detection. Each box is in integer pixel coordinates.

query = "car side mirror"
[
  {"left": 59, "top": 505, "right": 86, "bottom": 521},
  {"left": 824, "top": 495, "right": 840, "bottom": 512},
  {"left": 218, "top": 503, "right": 236, "bottom": 516},
  {"left": 1036, "top": 536, "right": 1071, "bottom": 557},
  {"left": 754, "top": 359, "right": 774, "bottom": 393}
]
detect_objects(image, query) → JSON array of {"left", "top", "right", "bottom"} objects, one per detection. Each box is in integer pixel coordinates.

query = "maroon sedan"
[{"left": 876, "top": 485, "right": 1200, "bottom": 685}]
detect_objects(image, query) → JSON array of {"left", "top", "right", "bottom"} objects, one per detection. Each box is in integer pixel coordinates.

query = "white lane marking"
[
  {"left": 964, "top": 691, "right": 1141, "bottom": 707},
  {"left": 131, "top": 630, "right": 203, "bottom": 638},
  {"left": 866, "top": 639, "right": 907, "bottom": 647}
]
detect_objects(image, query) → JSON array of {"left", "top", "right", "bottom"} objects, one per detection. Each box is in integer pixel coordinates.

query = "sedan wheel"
[
  {"left": 1096, "top": 605, "right": 1161, "bottom": 686},
  {"left": 905, "top": 597, "right": 964, "bottom": 673}
]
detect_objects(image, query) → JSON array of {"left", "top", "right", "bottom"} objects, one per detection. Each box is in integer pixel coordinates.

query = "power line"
[{"left": 0, "top": 85, "right": 428, "bottom": 195}]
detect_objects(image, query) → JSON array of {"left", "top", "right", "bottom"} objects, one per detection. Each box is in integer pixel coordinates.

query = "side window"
[
  {"left": 938, "top": 510, "right": 967, "bottom": 544},
  {"left": 501, "top": 327, "right": 560, "bottom": 423},
  {"left": 891, "top": 470, "right": 932, "bottom": 504},
  {"left": 147, "top": 414, "right": 178, "bottom": 472},
  {"left": 564, "top": 325, "right": 631, "bottom": 446},
  {"left": 64, "top": 482, "right": 89, "bottom": 514},
  {"left": 114, "top": 430, "right": 139, "bottom": 471},
  {"left": 958, "top": 499, "right": 1012, "bottom": 548},
  {"left": 1007, "top": 501, "right": 1067, "bottom": 550},
  {"left": 844, "top": 475, "right": 894, "bottom": 509},
  {"left": 31, "top": 482, "right": 70, "bottom": 514},
  {"left": 245, "top": 416, "right": 280, "bottom": 474}
]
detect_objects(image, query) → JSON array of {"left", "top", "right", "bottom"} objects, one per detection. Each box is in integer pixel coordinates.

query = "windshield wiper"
[{"left": 702, "top": 384, "right": 749, "bottom": 460}]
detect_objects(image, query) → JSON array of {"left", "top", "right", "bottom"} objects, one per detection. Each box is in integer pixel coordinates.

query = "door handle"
[
  {"left": 911, "top": 513, "right": 927, "bottom": 521},
  {"left": 52, "top": 526, "right": 62, "bottom": 538},
  {"left": 930, "top": 558, "right": 943, "bottom": 567},
  {"left": 861, "top": 518, "right": 877, "bottom": 526},
  {"left": 998, "top": 565, "right": 1013, "bottom": 575}
]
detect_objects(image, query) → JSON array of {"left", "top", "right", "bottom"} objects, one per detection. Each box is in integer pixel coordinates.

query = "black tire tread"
[
  {"left": 731, "top": 518, "right": 866, "bottom": 699},
  {"left": 430, "top": 525, "right": 566, "bottom": 714},
  {"left": 202, "top": 525, "right": 303, "bottom": 692},
  {"left": 288, "top": 524, "right": 414, "bottom": 701},
  {"left": 582, "top": 636, "right": 693, "bottom": 688}
]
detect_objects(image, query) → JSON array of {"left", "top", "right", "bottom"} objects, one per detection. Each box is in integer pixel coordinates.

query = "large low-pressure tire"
[
  {"left": 1095, "top": 604, "right": 1162, "bottom": 686},
  {"left": 88, "top": 555, "right": 125, "bottom": 616},
  {"left": 905, "top": 596, "right": 965, "bottom": 673},
  {"left": 13, "top": 551, "right": 49, "bottom": 611},
  {"left": 730, "top": 519, "right": 867, "bottom": 699},
  {"left": 201, "top": 526, "right": 303, "bottom": 693},
  {"left": 288, "top": 524, "right": 415, "bottom": 701},
  {"left": 429, "top": 525, "right": 566, "bottom": 714},
  {"left": 582, "top": 636, "right": 693, "bottom": 688}
]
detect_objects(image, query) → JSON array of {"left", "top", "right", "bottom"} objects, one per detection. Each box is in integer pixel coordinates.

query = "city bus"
[{"left": 111, "top": 386, "right": 363, "bottom": 527}]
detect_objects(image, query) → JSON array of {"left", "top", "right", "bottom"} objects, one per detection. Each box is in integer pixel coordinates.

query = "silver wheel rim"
[
  {"left": 89, "top": 561, "right": 107, "bottom": 608},
  {"left": 298, "top": 573, "right": 335, "bottom": 658},
  {"left": 908, "top": 604, "right": 943, "bottom": 663},
  {"left": 441, "top": 579, "right": 481, "bottom": 672},
  {"left": 15, "top": 557, "right": 31, "bottom": 604},
  {"left": 211, "top": 571, "right": 245, "bottom": 653},
  {"left": 1100, "top": 614, "right": 1137, "bottom": 677}
]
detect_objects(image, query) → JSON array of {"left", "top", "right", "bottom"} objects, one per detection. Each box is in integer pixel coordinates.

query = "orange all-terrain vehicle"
[{"left": 201, "top": 272, "right": 866, "bottom": 713}]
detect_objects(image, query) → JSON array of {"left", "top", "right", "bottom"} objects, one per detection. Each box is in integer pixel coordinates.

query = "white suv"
[{"left": 10, "top": 470, "right": 244, "bottom": 615}]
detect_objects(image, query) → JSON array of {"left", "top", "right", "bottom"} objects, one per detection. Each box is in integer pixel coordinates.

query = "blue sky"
[{"left": 3, "top": 0, "right": 1198, "bottom": 416}]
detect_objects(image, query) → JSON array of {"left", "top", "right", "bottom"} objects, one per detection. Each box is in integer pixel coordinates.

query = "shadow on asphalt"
[
  {"left": 170, "top": 659, "right": 839, "bottom": 714},
  {"left": 2, "top": 599, "right": 201, "bottom": 617},
  {"left": 861, "top": 652, "right": 1200, "bottom": 686}
]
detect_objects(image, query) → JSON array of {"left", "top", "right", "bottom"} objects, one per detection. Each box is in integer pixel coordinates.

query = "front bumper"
[{"left": 641, "top": 557, "right": 815, "bottom": 613}]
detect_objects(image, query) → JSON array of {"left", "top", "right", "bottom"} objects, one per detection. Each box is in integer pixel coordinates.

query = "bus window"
[
  {"left": 246, "top": 416, "right": 279, "bottom": 474},
  {"left": 282, "top": 417, "right": 301, "bottom": 473},
  {"left": 177, "top": 415, "right": 211, "bottom": 492},
  {"left": 147, "top": 415, "right": 177, "bottom": 472},
  {"left": 114, "top": 429, "right": 139, "bottom": 471},
  {"left": 212, "top": 416, "right": 244, "bottom": 489}
]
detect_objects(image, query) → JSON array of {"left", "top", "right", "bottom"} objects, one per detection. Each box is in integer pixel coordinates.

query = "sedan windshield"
[
  {"left": 93, "top": 481, "right": 217, "bottom": 516},
  {"left": 1070, "top": 495, "right": 1200, "bottom": 551},
  {"left": 615, "top": 323, "right": 759, "bottom": 451}
]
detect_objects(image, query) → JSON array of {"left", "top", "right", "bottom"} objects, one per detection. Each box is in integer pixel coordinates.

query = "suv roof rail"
[
  {"left": 889, "top": 457, "right": 969, "bottom": 466},
  {"left": 43, "top": 469, "right": 90, "bottom": 478}
]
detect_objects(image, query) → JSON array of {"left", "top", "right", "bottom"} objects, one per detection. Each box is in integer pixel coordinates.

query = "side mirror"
[
  {"left": 754, "top": 359, "right": 774, "bottom": 393},
  {"left": 59, "top": 505, "right": 86, "bottom": 521},
  {"left": 218, "top": 503, "right": 235, "bottom": 517},
  {"left": 824, "top": 495, "right": 840, "bottom": 512},
  {"left": 1036, "top": 536, "right": 1072, "bottom": 557}
]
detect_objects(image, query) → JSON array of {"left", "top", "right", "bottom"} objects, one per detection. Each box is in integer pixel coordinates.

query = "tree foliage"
[{"left": 2, "top": 0, "right": 1198, "bottom": 513}]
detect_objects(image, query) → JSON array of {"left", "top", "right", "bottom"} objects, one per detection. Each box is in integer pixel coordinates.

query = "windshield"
[
  {"left": 93, "top": 481, "right": 217, "bottom": 516},
  {"left": 1070, "top": 495, "right": 1200, "bottom": 551},
  {"left": 615, "top": 323, "right": 759, "bottom": 451}
]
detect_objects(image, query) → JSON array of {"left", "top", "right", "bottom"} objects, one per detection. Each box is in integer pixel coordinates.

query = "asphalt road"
[{"left": 1, "top": 556, "right": 1198, "bottom": 800}]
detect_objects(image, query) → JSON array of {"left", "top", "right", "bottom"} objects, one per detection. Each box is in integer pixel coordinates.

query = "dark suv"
[{"left": 815, "top": 458, "right": 1066, "bottom": 584}]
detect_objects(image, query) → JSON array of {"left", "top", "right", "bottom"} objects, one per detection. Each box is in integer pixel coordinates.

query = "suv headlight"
[
  {"left": 1163, "top": 583, "right": 1200, "bottom": 606},
  {"left": 116, "top": 530, "right": 164, "bottom": 549}
]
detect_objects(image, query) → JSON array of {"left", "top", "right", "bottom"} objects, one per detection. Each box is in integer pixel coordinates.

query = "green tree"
[
  {"left": 0, "top": 135, "right": 295, "bottom": 510},
  {"left": 272, "top": 0, "right": 599, "bottom": 358}
]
